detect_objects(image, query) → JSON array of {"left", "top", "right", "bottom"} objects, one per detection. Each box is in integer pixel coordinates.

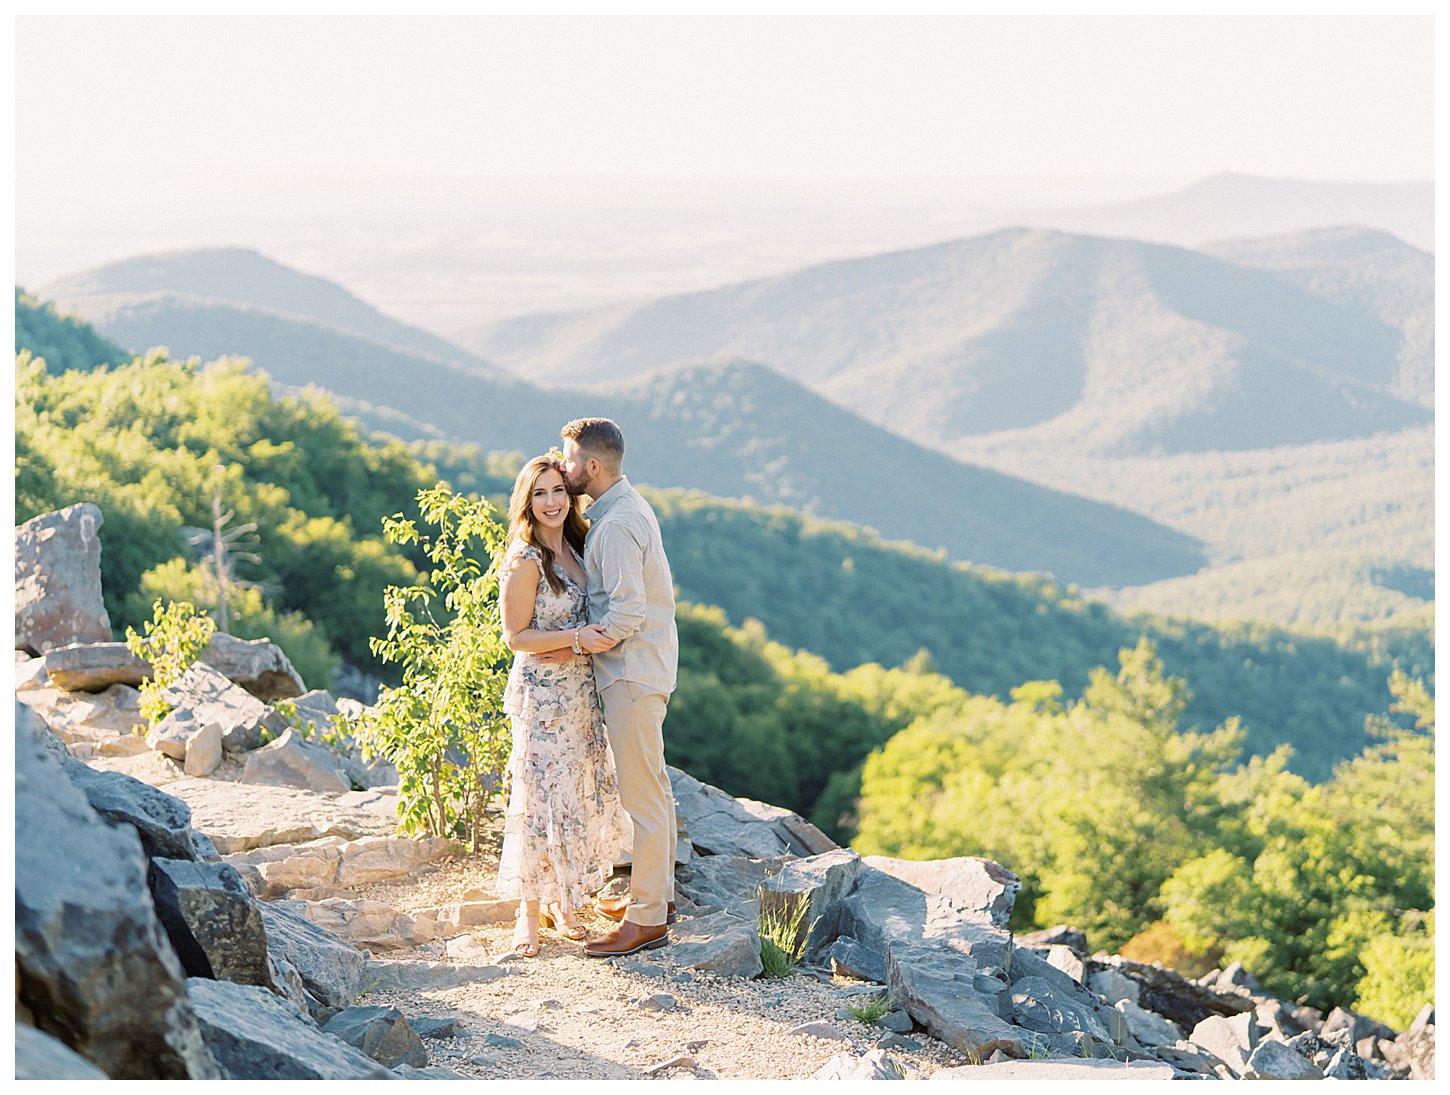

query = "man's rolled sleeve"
[{"left": 595, "top": 518, "right": 648, "bottom": 641}]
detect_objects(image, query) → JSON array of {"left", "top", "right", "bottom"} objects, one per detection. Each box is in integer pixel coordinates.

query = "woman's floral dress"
[{"left": 494, "top": 540, "right": 628, "bottom": 908}]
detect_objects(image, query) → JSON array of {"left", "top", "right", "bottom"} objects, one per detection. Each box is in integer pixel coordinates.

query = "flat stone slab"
[
  {"left": 932, "top": 1059, "right": 1181, "bottom": 1080},
  {"left": 864, "top": 854, "right": 1020, "bottom": 929},
  {"left": 362, "top": 959, "right": 511, "bottom": 991},
  {"left": 160, "top": 778, "right": 397, "bottom": 854}
]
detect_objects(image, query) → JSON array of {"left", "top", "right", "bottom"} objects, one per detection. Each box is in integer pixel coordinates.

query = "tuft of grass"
[
  {"left": 845, "top": 993, "right": 894, "bottom": 1023},
  {"left": 756, "top": 887, "right": 815, "bottom": 979}
]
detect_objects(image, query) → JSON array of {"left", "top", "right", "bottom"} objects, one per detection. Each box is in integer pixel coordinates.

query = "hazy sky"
[{"left": 16, "top": 14, "right": 1435, "bottom": 184}]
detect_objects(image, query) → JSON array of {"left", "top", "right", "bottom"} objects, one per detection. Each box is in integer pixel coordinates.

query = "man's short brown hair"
[{"left": 561, "top": 417, "right": 625, "bottom": 472}]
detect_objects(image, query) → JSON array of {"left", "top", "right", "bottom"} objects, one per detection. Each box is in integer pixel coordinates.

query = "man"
[{"left": 559, "top": 417, "right": 679, "bottom": 957}]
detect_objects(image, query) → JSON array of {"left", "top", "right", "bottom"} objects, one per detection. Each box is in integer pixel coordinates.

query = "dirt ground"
[{"left": 350, "top": 846, "right": 975, "bottom": 1081}]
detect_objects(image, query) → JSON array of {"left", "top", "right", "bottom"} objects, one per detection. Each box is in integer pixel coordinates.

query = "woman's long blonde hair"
[{"left": 507, "top": 455, "right": 589, "bottom": 595}]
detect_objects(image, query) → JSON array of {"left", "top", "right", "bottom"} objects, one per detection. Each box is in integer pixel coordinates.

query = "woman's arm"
[{"left": 500, "top": 551, "right": 580, "bottom": 654}]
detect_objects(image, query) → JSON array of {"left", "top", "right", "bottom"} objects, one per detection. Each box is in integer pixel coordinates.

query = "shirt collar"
[{"left": 584, "top": 475, "right": 630, "bottom": 522}]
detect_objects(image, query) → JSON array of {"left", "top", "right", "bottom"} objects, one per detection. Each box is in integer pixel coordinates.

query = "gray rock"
[
  {"left": 1382, "top": 1023, "right": 1435, "bottom": 1080},
  {"left": 1410, "top": 1002, "right": 1435, "bottom": 1031},
  {"left": 1152, "top": 1039, "right": 1223, "bottom": 1075},
  {"left": 1190, "top": 1010, "right": 1261, "bottom": 1075},
  {"left": 1115, "top": 998, "right": 1183, "bottom": 1048},
  {"left": 164, "top": 776, "right": 396, "bottom": 854},
  {"left": 830, "top": 936, "right": 888, "bottom": 984},
  {"left": 158, "top": 662, "right": 289, "bottom": 754},
  {"left": 1243, "top": 1038, "right": 1326, "bottom": 1079},
  {"left": 1089, "top": 967, "right": 1141, "bottom": 1006},
  {"left": 42, "top": 640, "right": 150, "bottom": 691},
  {"left": 60, "top": 756, "right": 197, "bottom": 859},
  {"left": 148, "top": 857, "right": 272, "bottom": 986},
  {"left": 667, "top": 766, "right": 797, "bottom": 858},
  {"left": 790, "top": 1020, "right": 852, "bottom": 1041},
  {"left": 932, "top": 1059, "right": 1180, "bottom": 1080},
  {"left": 1041, "top": 943, "right": 1087, "bottom": 984},
  {"left": 863, "top": 854, "right": 1020, "bottom": 929},
  {"left": 635, "top": 993, "right": 677, "bottom": 1012},
  {"left": 811, "top": 1048, "right": 906, "bottom": 1079},
  {"left": 673, "top": 854, "right": 785, "bottom": 916},
  {"left": 188, "top": 979, "right": 393, "bottom": 1079},
  {"left": 734, "top": 795, "right": 839, "bottom": 856},
  {"left": 257, "top": 901, "right": 366, "bottom": 1010},
  {"left": 1323, "top": 1045, "right": 1391, "bottom": 1080},
  {"left": 667, "top": 910, "right": 763, "bottom": 978},
  {"left": 759, "top": 847, "right": 862, "bottom": 962},
  {"left": 484, "top": 1032, "right": 525, "bottom": 1049},
  {"left": 184, "top": 722, "right": 224, "bottom": 776},
  {"left": 843, "top": 864, "right": 1012, "bottom": 971},
  {"left": 305, "top": 896, "right": 421, "bottom": 950},
  {"left": 324, "top": 1005, "right": 429, "bottom": 1068},
  {"left": 15, "top": 503, "right": 112, "bottom": 654},
  {"left": 1204, "top": 960, "right": 1261, "bottom": 996},
  {"left": 18, "top": 683, "right": 147, "bottom": 746},
  {"left": 13, "top": 1022, "right": 111, "bottom": 1079},
  {"left": 363, "top": 959, "right": 511, "bottom": 991},
  {"left": 1012, "top": 974, "right": 1113, "bottom": 1041},
  {"left": 1253, "top": 995, "right": 1308, "bottom": 1040},
  {"left": 1019, "top": 924, "right": 1090, "bottom": 953},
  {"left": 876, "top": 1033, "right": 921, "bottom": 1052},
  {"left": 1095, "top": 955, "right": 1254, "bottom": 1031},
  {"left": 15, "top": 715, "right": 220, "bottom": 1080},
  {"left": 241, "top": 728, "right": 351, "bottom": 793},
  {"left": 878, "top": 1009, "right": 914, "bottom": 1033},
  {"left": 200, "top": 631, "right": 306, "bottom": 701},
  {"left": 1321, "top": 1005, "right": 1396, "bottom": 1045},
  {"left": 16, "top": 650, "right": 50, "bottom": 691},
  {"left": 887, "top": 941, "right": 1026, "bottom": 1059},
  {"left": 412, "top": 1017, "right": 461, "bottom": 1040}
]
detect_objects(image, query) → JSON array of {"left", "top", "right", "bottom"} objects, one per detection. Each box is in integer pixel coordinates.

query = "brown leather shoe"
[
  {"left": 583, "top": 919, "right": 670, "bottom": 958},
  {"left": 595, "top": 897, "right": 676, "bottom": 923}
]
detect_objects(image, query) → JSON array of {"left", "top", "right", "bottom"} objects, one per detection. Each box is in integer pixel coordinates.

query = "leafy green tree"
[
  {"left": 350, "top": 486, "right": 511, "bottom": 849},
  {"left": 124, "top": 599, "right": 217, "bottom": 726}
]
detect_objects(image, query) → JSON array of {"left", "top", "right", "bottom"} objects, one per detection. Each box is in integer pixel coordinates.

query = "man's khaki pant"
[{"left": 598, "top": 679, "right": 676, "bottom": 926}]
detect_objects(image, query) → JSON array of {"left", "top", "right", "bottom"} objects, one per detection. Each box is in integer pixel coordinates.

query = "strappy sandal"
[
  {"left": 512, "top": 910, "right": 540, "bottom": 957},
  {"left": 540, "top": 903, "right": 587, "bottom": 941}
]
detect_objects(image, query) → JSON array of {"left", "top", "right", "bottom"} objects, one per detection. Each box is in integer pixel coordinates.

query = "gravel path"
[{"left": 349, "top": 849, "right": 973, "bottom": 1080}]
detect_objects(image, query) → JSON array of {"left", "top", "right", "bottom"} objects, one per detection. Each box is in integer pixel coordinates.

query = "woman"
[{"left": 494, "top": 455, "right": 627, "bottom": 956}]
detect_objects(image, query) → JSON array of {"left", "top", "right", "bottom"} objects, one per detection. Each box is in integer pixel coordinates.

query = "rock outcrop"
[{"left": 15, "top": 503, "right": 112, "bottom": 654}]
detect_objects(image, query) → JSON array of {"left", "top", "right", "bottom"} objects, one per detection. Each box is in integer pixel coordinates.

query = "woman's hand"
[{"left": 577, "top": 624, "right": 618, "bottom": 654}]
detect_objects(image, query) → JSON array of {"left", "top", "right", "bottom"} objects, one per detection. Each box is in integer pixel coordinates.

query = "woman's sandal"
[
  {"left": 512, "top": 911, "right": 540, "bottom": 957},
  {"left": 540, "top": 903, "right": 587, "bottom": 941}
]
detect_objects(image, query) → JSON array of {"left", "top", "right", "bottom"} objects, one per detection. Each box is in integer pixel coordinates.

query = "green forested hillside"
[{"left": 15, "top": 289, "right": 128, "bottom": 374}]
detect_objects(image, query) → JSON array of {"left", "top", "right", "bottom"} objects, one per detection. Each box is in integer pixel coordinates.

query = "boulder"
[
  {"left": 60, "top": 756, "right": 198, "bottom": 860},
  {"left": 324, "top": 1005, "right": 429, "bottom": 1068},
  {"left": 225, "top": 840, "right": 346, "bottom": 899},
  {"left": 843, "top": 863, "right": 1012, "bottom": 972},
  {"left": 668, "top": 766, "right": 798, "bottom": 858},
  {"left": 863, "top": 854, "right": 1020, "bottom": 929},
  {"left": 241, "top": 728, "right": 352, "bottom": 793},
  {"left": 413, "top": 898, "right": 516, "bottom": 938},
  {"left": 887, "top": 941, "right": 1025, "bottom": 1060},
  {"left": 734, "top": 795, "right": 839, "bottom": 855},
  {"left": 1011, "top": 974, "right": 1114, "bottom": 1043},
  {"left": 184, "top": 722, "right": 224, "bottom": 776},
  {"left": 1040, "top": 944, "right": 1087, "bottom": 985},
  {"left": 86, "top": 748, "right": 187, "bottom": 786},
  {"left": 300, "top": 897, "right": 421, "bottom": 951},
  {"left": 99, "top": 733, "right": 153, "bottom": 758},
  {"left": 256, "top": 901, "right": 366, "bottom": 1011},
  {"left": 14, "top": 715, "right": 220, "bottom": 1079},
  {"left": 1190, "top": 1011, "right": 1261, "bottom": 1075},
  {"left": 931, "top": 1059, "right": 1180, "bottom": 1080},
  {"left": 41, "top": 640, "right": 149, "bottom": 691},
  {"left": 1243, "top": 1038, "right": 1325, "bottom": 1079},
  {"left": 1115, "top": 998, "right": 1183, "bottom": 1049},
  {"left": 199, "top": 631, "right": 306, "bottom": 700},
  {"left": 334, "top": 834, "right": 455, "bottom": 887},
  {"left": 1382, "top": 1021, "right": 1435, "bottom": 1080},
  {"left": 1093, "top": 955, "right": 1254, "bottom": 1030},
  {"left": 759, "top": 847, "right": 862, "bottom": 962},
  {"left": 148, "top": 858, "right": 272, "bottom": 986},
  {"left": 668, "top": 910, "right": 763, "bottom": 978},
  {"left": 13, "top": 1023, "right": 111, "bottom": 1080},
  {"left": 1323, "top": 1045, "right": 1391, "bottom": 1080},
  {"left": 19, "top": 683, "right": 146, "bottom": 742},
  {"left": 163, "top": 778, "right": 395, "bottom": 854},
  {"left": 15, "top": 503, "right": 112, "bottom": 654},
  {"left": 1321, "top": 1005, "right": 1396, "bottom": 1046},
  {"left": 810, "top": 1049, "right": 905, "bottom": 1080},
  {"left": 1201, "top": 960, "right": 1261, "bottom": 996},
  {"left": 157, "top": 662, "right": 289, "bottom": 754},
  {"left": 830, "top": 936, "right": 888, "bottom": 984},
  {"left": 16, "top": 650, "right": 50, "bottom": 691},
  {"left": 673, "top": 853, "right": 787, "bottom": 917},
  {"left": 187, "top": 979, "right": 393, "bottom": 1080},
  {"left": 1151, "top": 1039, "right": 1223, "bottom": 1076}
]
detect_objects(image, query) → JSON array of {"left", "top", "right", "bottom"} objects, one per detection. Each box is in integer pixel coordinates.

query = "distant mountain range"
[
  {"left": 453, "top": 226, "right": 1432, "bottom": 456},
  {"left": 36, "top": 256, "right": 1204, "bottom": 589}
]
